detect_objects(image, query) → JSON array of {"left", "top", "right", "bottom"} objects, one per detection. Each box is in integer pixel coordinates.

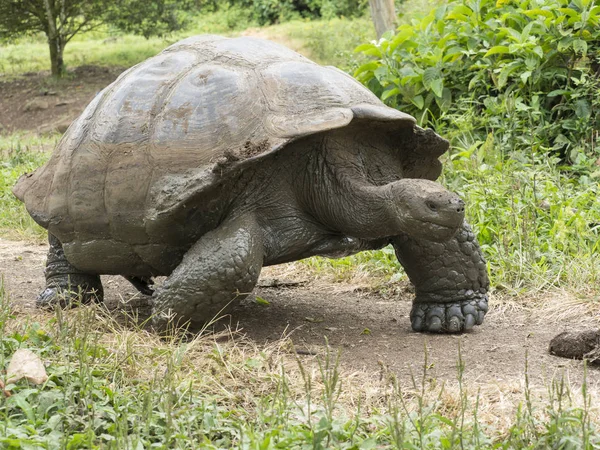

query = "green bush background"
[{"left": 355, "top": 0, "right": 600, "bottom": 290}]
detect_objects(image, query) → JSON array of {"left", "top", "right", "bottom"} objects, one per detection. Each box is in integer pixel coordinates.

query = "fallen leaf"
[
  {"left": 254, "top": 296, "right": 270, "bottom": 306},
  {"left": 6, "top": 349, "right": 48, "bottom": 385},
  {"left": 304, "top": 317, "right": 324, "bottom": 323},
  {"left": 0, "top": 379, "right": 11, "bottom": 397}
]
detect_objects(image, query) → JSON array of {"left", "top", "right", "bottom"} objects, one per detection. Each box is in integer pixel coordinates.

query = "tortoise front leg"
[
  {"left": 151, "top": 215, "right": 264, "bottom": 330},
  {"left": 391, "top": 222, "right": 489, "bottom": 333}
]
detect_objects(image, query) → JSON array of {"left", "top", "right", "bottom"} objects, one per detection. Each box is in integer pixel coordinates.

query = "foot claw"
[
  {"left": 410, "top": 295, "right": 488, "bottom": 333},
  {"left": 36, "top": 281, "right": 103, "bottom": 309},
  {"left": 411, "top": 316, "right": 424, "bottom": 332},
  {"left": 464, "top": 314, "right": 475, "bottom": 330},
  {"left": 476, "top": 310, "right": 485, "bottom": 325},
  {"left": 447, "top": 316, "right": 461, "bottom": 332},
  {"left": 37, "top": 287, "right": 61, "bottom": 309},
  {"left": 427, "top": 316, "right": 442, "bottom": 332}
]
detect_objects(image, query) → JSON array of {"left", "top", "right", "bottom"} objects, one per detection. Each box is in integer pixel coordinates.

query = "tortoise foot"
[
  {"left": 410, "top": 295, "right": 488, "bottom": 333},
  {"left": 36, "top": 276, "right": 104, "bottom": 309}
]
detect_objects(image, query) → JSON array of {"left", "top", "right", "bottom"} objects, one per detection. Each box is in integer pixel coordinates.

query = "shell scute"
[
  {"left": 150, "top": 64, "right": 260, "bottom": 169},
  {"left": 90, "top": 50, "right": 201, "bottom": 146}
]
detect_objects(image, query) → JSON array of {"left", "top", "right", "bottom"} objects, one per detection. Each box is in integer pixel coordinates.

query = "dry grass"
[{"left": 6, "top": 295, "right": 600, "bottom": 433}]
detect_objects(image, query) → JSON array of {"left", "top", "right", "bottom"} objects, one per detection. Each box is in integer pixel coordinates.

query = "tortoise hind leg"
[
  {"left": 37, "top": 233, "right": 104, "bottom": 308},
  {"left": 123, "top": 276, "right": 155, "bottom": 296},
  {"left": 151, "top": 215, "right": 263, "bottom": 331}
]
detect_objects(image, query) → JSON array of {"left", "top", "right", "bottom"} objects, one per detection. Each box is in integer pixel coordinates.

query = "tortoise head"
[{"left": 387, "top": 178, "right": 465, "bottom": 242}]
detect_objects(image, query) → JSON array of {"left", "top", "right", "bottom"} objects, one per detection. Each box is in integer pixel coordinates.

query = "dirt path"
[
  {"left": 2, "top": 237, "right": 598, "bottom": 390},
  {"left": 0, "top": 66, "right": 123, "bottom": 133}
]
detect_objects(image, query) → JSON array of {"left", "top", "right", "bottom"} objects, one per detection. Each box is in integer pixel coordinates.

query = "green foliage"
[
  {"left": 247, "top": 0, "right": 307, "bottom": 25},
  {"left": 0, "top": 0, "right": 199, "bottom": 76},
  {"left": 355, "top": 0, "right": 600, "bottom": 164},
  {"left": 351, "top": 0, "right": 600, "bottom": 290},
  {"left": 0, "top": 135, "right": 54, "bottom": 241},
  {"left": 104, "top": 0, "right": 200, "bottom": 39},
  {"left": 316, "top": 0, "right": 369, "bottom": 19},
  {"left": 442, "top": 123, "right": 600, "bottom": 289},
  {"left": 207, "top": 2, "right": 258, "bottom": 30},
  {"left": 225, "top": 0, "right": 367, "bottom": 26}
]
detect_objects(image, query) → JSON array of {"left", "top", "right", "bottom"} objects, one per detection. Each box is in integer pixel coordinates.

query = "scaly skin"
[
  {"left": 37, "top": 233, "right": 104, "bottom": 307},
  {"left": 392, "top": 222, "right": 489, "bottom": 332},
  {"left": 151, "top": 215, "right": 264, "bottom": 330}
]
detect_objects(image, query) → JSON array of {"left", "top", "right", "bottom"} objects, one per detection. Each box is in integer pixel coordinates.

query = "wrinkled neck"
[
  {"left": 294, "top": 132, "right": 407, "bottom": 239},
  {"left": 305, "top": 157, "right": 401, "bottom": 238},
  {"left": 332, "top": 182, "right": 400, "bottom": 238}
]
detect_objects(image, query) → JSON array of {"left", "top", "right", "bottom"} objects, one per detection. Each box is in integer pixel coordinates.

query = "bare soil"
[
  {"left": 1, "top": 67, "right": 599, "bottom": 393},
  {"left": 0, "top": 66, "right": 124, "bottom": 134},
  {"left": 2, "top": 237, "right": 599, "bottom": 390}
]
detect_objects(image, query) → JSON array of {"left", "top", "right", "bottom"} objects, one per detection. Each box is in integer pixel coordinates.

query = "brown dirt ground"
[
  {"left": 1, "top": 67, "right": 600, "bottom": 396},
  {"left": 2, "top": 237, "right": 599, "bottom": 392},
  {"left": 0, "top": 66, "right": 124, "bottom": 134}
]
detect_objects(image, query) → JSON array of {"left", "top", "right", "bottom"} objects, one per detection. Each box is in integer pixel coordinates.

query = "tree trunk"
[
  {"left": 48, "top": 36, "right": 65, "bottom": 77},
  {"left": 43, "top": 0, "right": 65, "bottom": 77},
  {"left": 368, "top": 0, "right": 397, "bottom": 39}
]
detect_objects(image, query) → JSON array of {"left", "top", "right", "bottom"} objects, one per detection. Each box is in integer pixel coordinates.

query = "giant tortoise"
[{"left": 13, "top": 35, "right": 489, "bottom": 332}]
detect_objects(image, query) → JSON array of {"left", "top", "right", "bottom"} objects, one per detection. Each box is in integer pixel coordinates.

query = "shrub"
[
  {"left": 225, "top": 0, "right": 367, "bottom": 25},
  {"left": 353, "top": 0, "right": 600, "bottom": 290},
  {"left": 355, "top": 0, "right": 600, "bottom": 166}
]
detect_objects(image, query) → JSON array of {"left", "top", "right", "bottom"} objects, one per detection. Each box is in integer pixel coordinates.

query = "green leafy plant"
[
  {"left": 355, "top": 0, "right": 600, "bottom": 165},
  {"left": 225, "top": 0, "right": 367, "bottom": 25},
  {"left": 352, "top": 0, "right": 600, "bottom": 290}
]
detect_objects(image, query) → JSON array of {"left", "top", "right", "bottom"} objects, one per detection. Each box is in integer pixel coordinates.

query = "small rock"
[
  {"left": 23, "top": 98, "right": 49, "bottom": 112},
  {"left": 549, "top": 329, "right": 600, "bottom": 363},
  {"left": 6, "top": 349, "right": 48, "bottom": 385}
]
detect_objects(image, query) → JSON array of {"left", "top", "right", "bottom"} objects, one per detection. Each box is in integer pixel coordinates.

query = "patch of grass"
[
  {"left": 0, "top": 13, "right": 370, "bottom": 76},
  {"left": 441, "top": 126, "right": 600, "bottom": 293},
  {"left": 0, "top": 282, "right": 599, "bottom": 448},
  {"left": 0, "top": 8, "right": 257, "bottom": 75},
  {"left": 0, "top": 35, "right": 161, "bottom": 75},
  {"left": 0, "top": 134, "right": 55, "bottom": 241},
  {"left": 303, "top": 246, "right": 401, "bottom": 286},
  {"left": 256, "top": 16, "right": 375, "bottom": 71}
]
